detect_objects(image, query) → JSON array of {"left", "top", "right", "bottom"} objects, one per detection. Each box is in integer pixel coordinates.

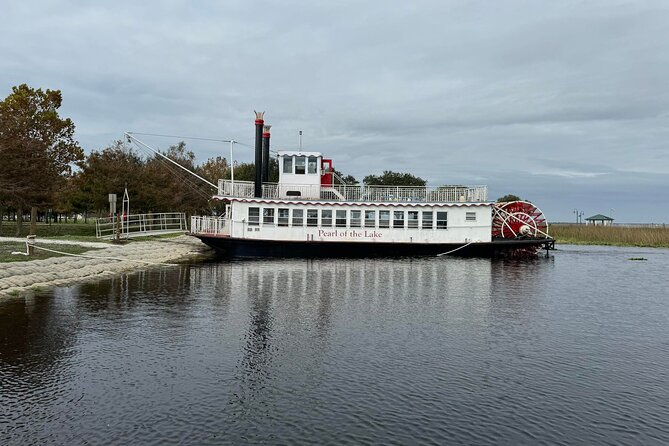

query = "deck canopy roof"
[{"left": 585, "top": 214, "right": 614, "bottom": 221}]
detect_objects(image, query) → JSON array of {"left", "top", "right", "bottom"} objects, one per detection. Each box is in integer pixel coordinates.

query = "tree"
[
  {"left": 197, "top": 156, "right": 228, "bottom": 186},
  {"left": 497, "top": 194, "right": 521, "bottom": 202},
  {"left": 143, "top": 142, "right": 216, "bottom": 215},
  {"left": 363, "top": 170, "right": 426, "bottom": 186},
  {"left": 220, "top": 158, "right": 279, "bottom": 183},
  {"left": 75, "top": 141, "right": 146, "bottom": 215},
  {"left": 222, "top": 162, "right": 255, "bottom": 182},
  {"left": 332, "top": 168, "right": 358, "bottom": 185},
  {"left": 0, "top": 84, "right": 83, "bottom": 235}
]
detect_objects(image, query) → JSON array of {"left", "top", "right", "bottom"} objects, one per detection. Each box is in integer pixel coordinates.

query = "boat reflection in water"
[{"left": 3, "top": 248, "right": 667, "bottom": 445}]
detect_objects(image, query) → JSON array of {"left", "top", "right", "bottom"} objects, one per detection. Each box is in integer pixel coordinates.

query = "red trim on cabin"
[{"left": 213, "top": 196, "right": 491, "bottom": 208}]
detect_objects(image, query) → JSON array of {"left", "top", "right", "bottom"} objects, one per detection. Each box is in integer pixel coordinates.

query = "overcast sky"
[{"left": 2, "top": 0, "right": 668, "bottom": 222}]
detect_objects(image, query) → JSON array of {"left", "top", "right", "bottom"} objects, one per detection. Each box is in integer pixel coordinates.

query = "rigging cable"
[
  {"left": 125, "top": 135, "right": 217, "bottom": 203},
  {"left": 436, "top": 241, "right": 474, "bottom": 257}
]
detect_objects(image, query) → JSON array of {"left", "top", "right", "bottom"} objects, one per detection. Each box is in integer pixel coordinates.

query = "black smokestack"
[
  {"left": 262, "top": 124, "right": 271, "bottom": 183},
  {"left": 254, "top": 111, "right": 264, "bottom": 198}
]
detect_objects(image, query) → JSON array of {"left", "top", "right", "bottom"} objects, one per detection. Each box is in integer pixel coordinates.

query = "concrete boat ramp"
[{"left": 0, "top": 236, "right": 208, "bottom": 297}]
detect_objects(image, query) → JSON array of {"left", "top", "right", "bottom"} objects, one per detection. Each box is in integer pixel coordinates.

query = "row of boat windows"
[
  {"left": 283, "top": 156, "right": 319, "bottom": 175},
  {"left": 247, "top": 207, "right": 478, "bottom": 229}
]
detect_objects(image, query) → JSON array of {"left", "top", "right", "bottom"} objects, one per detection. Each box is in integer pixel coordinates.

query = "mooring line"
[
  {"left": 436, "top": 241, "right": 474, "bottom": 257},
  {"left": 30, "top": 245, "right": 176, "bottom": 267}
]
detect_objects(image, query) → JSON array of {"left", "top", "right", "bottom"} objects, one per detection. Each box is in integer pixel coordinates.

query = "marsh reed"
[{"left": 550, "top": 224, "right": 669, "bottom": 248}]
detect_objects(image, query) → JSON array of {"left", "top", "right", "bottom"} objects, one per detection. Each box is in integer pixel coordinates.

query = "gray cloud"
[{"left": 2, "top": 0, "right": 668, "bottom": 222}]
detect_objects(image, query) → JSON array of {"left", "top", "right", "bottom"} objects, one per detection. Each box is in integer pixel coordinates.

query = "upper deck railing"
[{"left": 218, "top": 180, "right": 488, "bottom": 203}]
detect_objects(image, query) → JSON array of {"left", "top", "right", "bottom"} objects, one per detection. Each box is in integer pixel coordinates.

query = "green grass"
[
  {"left": 550, "top": 224, "right": 669, "bottom": 248},
  {"left": 0, "top": 221, "right": 96, "bottom": 238},
  {"left": 1, "top": 221, "right": 185, "bottom": 243},
  {"left": 0, "top": 242, "right": 100, "bottom": 263},
  {"left": 41, "top": 234, "right": 107, "bottom": 243}
]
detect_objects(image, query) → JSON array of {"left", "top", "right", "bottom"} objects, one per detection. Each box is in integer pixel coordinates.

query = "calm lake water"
[{"left": 1, "top": 245, "right": 668, "bottom": 445}]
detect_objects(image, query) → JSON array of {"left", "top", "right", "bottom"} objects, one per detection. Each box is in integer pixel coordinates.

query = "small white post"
[
  {"left": 26, "top": 235, "right": 36, "bottom": 256},
  {"left": 122, "top": 186, "right": 130, "bottom": 238},
  {"left": 230, "top": 140, "right": 235, "bottom": 194}
]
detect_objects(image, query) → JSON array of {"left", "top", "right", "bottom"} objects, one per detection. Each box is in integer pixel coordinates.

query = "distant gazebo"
[{"left": 585, "top": 214, "right": 614, "bottom": 226}]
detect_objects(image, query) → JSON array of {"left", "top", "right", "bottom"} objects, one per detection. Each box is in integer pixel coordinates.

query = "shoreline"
[
  {"left": 550, "top": 224, "right": 669, "bottom": 249},
  {"left": 2, "top": 235, "right": 666, "bottom": 298},
  {"left": 554, "top": 238, "right": 669, "bottom": 249},
  {"left": 0, "top": 235, "right": 211, "bottom": 298}
]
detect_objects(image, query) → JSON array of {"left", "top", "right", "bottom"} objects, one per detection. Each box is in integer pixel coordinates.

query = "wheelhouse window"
[
  {"left": 321, "top": 209, "right": 333, "bottom": 227},
  {"left": 336, "top": 210, "right": 347, "bottom": 228},
  {"left": 379, "top": 210, "right": 390, "bottom": 228},
  {"left": 307, "top": 209, "right": 318, "bottom": 227},
  {"left": 283, "top": 156, "right": 293, "bottom": 174},
  {"left": 263, "top": 208, "right": 275, "bottom": 225},
  {"left": 350, "top": 210, "right": 361, "bottom": 228},
  {"left": 278, "top": 208, "right": 289, "bottom": 226},
  {"left": 364, "top": 210, "right": 376, "bottom": 228},
  {"left": 436, "top": 211, "right": 448, "bottom": 229},
  {"left": 408, "top": 211, "right": 419, "bottom": 228},
  {"left": 466, "top": 212, "right": 477, "bottom": 222},
  {"left": 292, "top": 209, "right": 304, "bottom": 226},
  {"left": 308, "top": 156, "right": 318, "bottom": 174},
  {"left": 393, "top": 211, "right": 405, "bottom": 228},
  {"left": 248, "top": 207, "right": 260, "bottom": 226},
  {"left": 295, "top": 156, "right": 306, "bottom": 174},
  {"left": 422, "top": 211, "right": 433, "bottom": 229}
]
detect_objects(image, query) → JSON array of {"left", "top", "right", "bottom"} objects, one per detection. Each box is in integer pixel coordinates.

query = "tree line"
[
  {"left": 2, "top": 84, "right": 489, "bottom": 236},
  {"left": 0, "top": 84, "right": 272, "bottom": 235}
]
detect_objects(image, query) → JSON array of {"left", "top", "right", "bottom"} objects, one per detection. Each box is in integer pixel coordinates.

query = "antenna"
[{"left": 299, "top": 130, "right": 303, "bottom": 150}]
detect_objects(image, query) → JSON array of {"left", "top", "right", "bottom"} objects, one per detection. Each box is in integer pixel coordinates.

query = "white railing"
[
  {"left": 190, "top": 215, "right": 228, "bottom": 236},
  {"left": 217, "top": 179, "right": 488, "bottom": 203},
  {"left": 96, "top": 212, "right": 188, "bottom": 239},
  {"left": 220, "top": 179, "right": 255, "bottom": 198}
]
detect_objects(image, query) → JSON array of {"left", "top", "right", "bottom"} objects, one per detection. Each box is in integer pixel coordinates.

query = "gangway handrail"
[{"left": 95, "top": 212, "right": 188, "bottom": 240}]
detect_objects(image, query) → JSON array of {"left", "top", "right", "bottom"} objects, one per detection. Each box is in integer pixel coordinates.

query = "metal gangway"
[{"left": 95, "top": 212, "right": 188, "bottom": 240}]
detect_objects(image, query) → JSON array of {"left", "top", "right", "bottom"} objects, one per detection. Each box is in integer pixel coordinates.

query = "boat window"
[
  {"left": 466, "top": 212, "right": 477, "bottom": 222},
  {"left": 336, "top": 210, "right": 347, "bottom": 228},
  {"left": 263, "top": 208, "right": 275, "bottom": 225},
  {"left": 350, "top": 210, "right": 361, "bottom": 228},
  {"left": 283, "top": 156, "right": 293, "bottom": 174},
  {"left": 278, "top": 208, "right": 289, "bottom": 226},
  {"left": 436, "top": 211, "right": 448, "bottom": 229},
  {"left": 393, "top": 211, "right": 405, "bottom": 228},
  {"left": 307, "top": 209, "right": 318, "bottom": 227},
  {"left": 364, "top": 210, "right": 376, "bottom": 228},
  {"left": 292, "top": 209, "right": 304, "bottom": 226},
  {"left": 408, "top": 211, "right": 419, "bottom": 228},
  {"left": 422, "top": 211, "right": 433, "bottom": 229},
  {"left": 321, "top": 209, "right": 333, "bottom": 227},
  {"left": 379, "top": 210, "right": 390, "bottom": 228},
  {"left": 248, "top": 207, "right": 260, "bottom": 226},
  {"left": 308, "top": 156, "right": 318, "bottom": 174},
  {"left": 295, "top": 156, "right": 306, "bottom": 174}
]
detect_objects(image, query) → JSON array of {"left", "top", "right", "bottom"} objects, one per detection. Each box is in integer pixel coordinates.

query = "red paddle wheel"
[{"left": 492, "top": 201, "right": 549, "bottom": 239}]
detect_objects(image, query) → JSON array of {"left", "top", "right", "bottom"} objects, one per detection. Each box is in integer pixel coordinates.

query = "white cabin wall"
[
  {"left": 230, "top": 202, "right": 492, "bottom": 244},
  {"left": 278, "top": 152, "right": 322, "bottom": 199}
]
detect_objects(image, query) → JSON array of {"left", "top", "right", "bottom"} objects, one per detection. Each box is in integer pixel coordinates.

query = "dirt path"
[{"left": 0, "top": 236, "right": 210, "bottom": 297}]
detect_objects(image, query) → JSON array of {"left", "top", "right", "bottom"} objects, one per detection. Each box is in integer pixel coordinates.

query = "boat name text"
[{"left": 317, "top": 229, "right": 382, "bottom": 238}]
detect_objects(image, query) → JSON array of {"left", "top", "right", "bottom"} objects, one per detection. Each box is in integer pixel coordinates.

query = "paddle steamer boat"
[{"left": 190, "top": 113, "right": 554, "bottom": 258}]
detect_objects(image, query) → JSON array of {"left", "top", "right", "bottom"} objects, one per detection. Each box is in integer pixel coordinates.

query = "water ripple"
[{"left": 1, "top": 248, "right": 668, "bottom": 444}]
